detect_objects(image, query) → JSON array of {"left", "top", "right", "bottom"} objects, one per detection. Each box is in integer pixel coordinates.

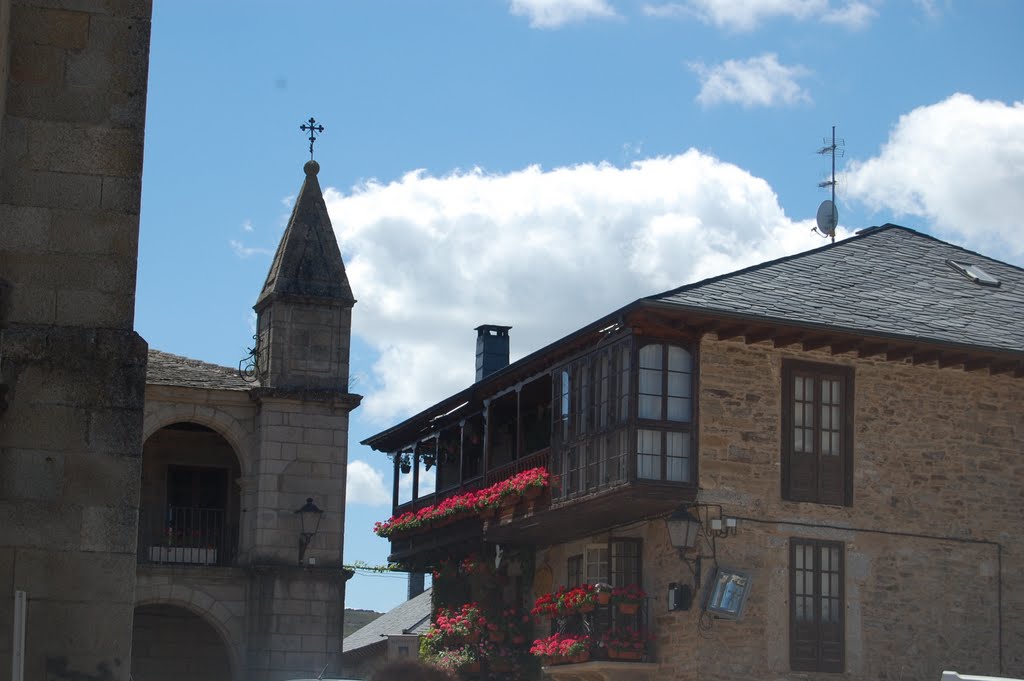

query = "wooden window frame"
[
  {"left": 567, "top": 554, "right": 583, "bottom": 588},
  {"left": 781, "top": 359, "right": 854, "bottom": 506},
  {"left": 635, "top": 341, "right": 696, "bottom": 483},
  {"left": 790, "top": 539, "right": 845, "bottom": 673}
]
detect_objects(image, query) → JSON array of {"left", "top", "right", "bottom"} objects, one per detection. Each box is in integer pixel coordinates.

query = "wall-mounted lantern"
[
  {"left": 295, "top": 497, "right": 323, "bottom": 564},
  {"left": 665, "top": 508, "right": 702, "bottom": 551},
  {"left": 665, "top": 504, "right": 740, "bottom": 601}
]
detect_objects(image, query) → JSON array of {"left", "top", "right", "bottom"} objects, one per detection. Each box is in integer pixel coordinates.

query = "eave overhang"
[{"left": 363, "top": 298, "right": 1024, "bottom": 454}]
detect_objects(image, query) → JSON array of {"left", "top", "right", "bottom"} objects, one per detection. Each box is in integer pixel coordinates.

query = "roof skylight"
[{"left": 946, "top": 260, "right": 1001, "bottom": 287}]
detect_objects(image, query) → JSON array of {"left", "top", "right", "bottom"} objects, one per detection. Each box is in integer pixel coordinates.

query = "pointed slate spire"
[{"left": 256, "top": 160, "right": 354, "bottom": 310}]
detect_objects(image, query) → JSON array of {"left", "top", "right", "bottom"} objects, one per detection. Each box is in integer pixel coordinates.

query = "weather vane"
[{"left": 299, "top": 117, "right": 324, "bottom": 160}]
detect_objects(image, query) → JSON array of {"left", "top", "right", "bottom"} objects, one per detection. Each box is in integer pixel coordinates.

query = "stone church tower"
[{"left": 133, "top": 159, "right": 360, "bottom": 681}]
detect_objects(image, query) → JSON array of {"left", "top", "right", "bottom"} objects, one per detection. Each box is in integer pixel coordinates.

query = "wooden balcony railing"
[
  {"left": 484, "top": 447, "right": 551, "bottom": 486},
  {"left": 394, "top": 448, "right": 552, "bottom": 517}
]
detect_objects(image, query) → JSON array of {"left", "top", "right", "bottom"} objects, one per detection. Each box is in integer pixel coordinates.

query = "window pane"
[
  {"left": 668, "top": 345, "right": 692, "bottom": 370},
  {"left": 639, "top": 368, "right": 662, "bottom": 394},
  {"left": 586, "top": 547, "right": 609, "bottom": 583},
  {"left": 637, "top": 429, "right": 661, "bottom": 479},
  {"left": 667, "top": 372, "right": 691, "bottom": 398},
  {"left": 638, "top": 394, "right": 661, "bottom": 420},
  {"left": 639, "top": 344, "right": 663, "bottom": 370},
  {"left": 667, "top": 396, "right": 692, "bottom": 422},
  {"left": 665, "top": 431, "right": 690, "bottom": 482}
]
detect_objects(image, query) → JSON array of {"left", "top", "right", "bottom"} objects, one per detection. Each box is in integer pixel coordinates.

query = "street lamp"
[{"left": 295, "top": 497, "right": 323, "bottom": 565}]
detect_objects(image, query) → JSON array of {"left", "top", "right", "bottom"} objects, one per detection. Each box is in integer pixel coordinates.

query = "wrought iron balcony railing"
[{"left": 138, "top": 506, "right": 236, "bottom": 567}]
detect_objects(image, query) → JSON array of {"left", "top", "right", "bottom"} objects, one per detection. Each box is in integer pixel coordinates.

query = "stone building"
[
  {"left": 1, "top": 2, "right": 359, "bottom": 678},
  {"left": 1, "top": 1, "right": 153, "bottom": 680},
  {"left": 363, "top": 225, "right": 1024, "bottom": 680},
  {"left": 132, "top": 158, "right": 360, "bottom": 681}
]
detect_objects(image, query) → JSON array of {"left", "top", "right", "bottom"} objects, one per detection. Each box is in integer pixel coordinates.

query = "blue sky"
[{"left": 136, "top": 0, "right": 1024, "bottom": 611}]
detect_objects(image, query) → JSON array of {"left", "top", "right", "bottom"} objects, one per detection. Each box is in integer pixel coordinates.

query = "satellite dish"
[{"left": 816, "top": 199, "right": 838, "bottom": 237}]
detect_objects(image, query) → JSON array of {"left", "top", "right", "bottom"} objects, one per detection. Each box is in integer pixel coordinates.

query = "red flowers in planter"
[
  {"left": 532, "top": 584, "right": 599, "bottom": 616},
  {"left": 611, "top": 584, "right": 646, "bottom": 605},
  {"left": 530, "top": 633, "right": 591, "bottom": 660},
  {"left": 373, "top": 467, "right": 550, "bottom": 538},
  {"left": 430, "top": 602, "right": 485, "bottom": 643},
  {"left": 601, "top": 628, "right": 649, "bottom": 654}
]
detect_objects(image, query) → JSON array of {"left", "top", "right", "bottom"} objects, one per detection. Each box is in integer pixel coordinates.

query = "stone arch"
[
  {"left": 134, "top": 584, "right": 245, "bottom": 681},
  {"left": 143, "top": 401, "right": 253, "bottom": 476}
]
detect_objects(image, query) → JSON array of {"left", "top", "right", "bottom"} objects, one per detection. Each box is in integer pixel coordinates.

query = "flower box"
[{"left": 149, "top": 546, "right": 217, "bottom": 565}]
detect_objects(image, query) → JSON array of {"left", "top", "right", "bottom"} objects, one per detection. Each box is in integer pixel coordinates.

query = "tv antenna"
[{"left": 814, "top": 125, "right": 844, "bottom": 242}]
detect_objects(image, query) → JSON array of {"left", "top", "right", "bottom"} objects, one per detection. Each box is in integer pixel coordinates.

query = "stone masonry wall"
[
  {"left": 0, "top": 2, "right": 152, "bottom": 680},
  {"left": 646, "top": 336, "right": 1023, "bottom": 680},
  {"left": 251, "top": 397, "right": 349, "bottom": 564},
  {"left": 247, "top": 569, "right": 345, "bottom": 681}
]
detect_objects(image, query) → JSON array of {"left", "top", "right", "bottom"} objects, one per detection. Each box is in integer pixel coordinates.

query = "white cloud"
[
  {"left": 689, "top": 53, "right": 812, "bottom": 108},
  {"left": 509, "top": 0, "right": 617, "bottom": 28},
  {"left": 643, "top": 0, "right": 877, "bottom": 31},
  {"left": 345, "top": 460, "right": 392, "bottom": 506},
  {"left": 242, "top": 219, "right": 254, "bottom": 232},
  {"left": 229, "top": 240, "right": 273, "bottom": 258},
  {"left": 846, "top": 93, "right": 1024, "bottom": 259},
  {"left": 912, "top": 0, "right": 948, "bottom": 19},
  {"left": 324, "top": 151, "right": 839, "bottom": 424},
  {"left": 822, "top": 1, "right": 876, "bottom": 28}
]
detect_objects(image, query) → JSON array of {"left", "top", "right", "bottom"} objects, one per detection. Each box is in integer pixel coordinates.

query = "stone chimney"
[
  {"left": 408, "top": 572, "right": 426, "bottom": 600},
  {"left": 475, "top": 325, "right": 511, "bottom": 381}
]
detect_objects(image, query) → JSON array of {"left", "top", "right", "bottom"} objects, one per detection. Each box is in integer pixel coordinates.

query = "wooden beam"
[
  {"left": 857, "top": 344, "right": 888, "bottom": 359},
  {"left": 962, "top": 357, "right": 993, "bottom": 372},
  {"left": 802, "top": 337, "right": 833, "bottom": 351},
  {"left": 989, "top": 362, "right": 1017, "bottom": 376},
  {"left": 938, "top": 354, "right": 969, "bottom": 369},
  {"left": 772, "top": 333, "right": 804, "bottom": 348},
  {"left": 884, "top": 346, "right": 915, "bottom": 362},
  {"left": 689, "top": 321, "right": 719, "bottom": 336},
  {"left": 744, "top": 328, "right": 776, "bottom": 345},
  {"left": 829, "top": 339, "right": 861, "bottom": 355},
  {"left": 715, "top": 326, "right": 747, "bottom": 341},
  {"left": 911, "top": 351, "right": 941, "bottom": 366}
]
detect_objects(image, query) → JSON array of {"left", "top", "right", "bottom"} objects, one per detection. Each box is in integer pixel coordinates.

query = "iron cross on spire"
[{"left": 299, "top": 117, "right": 325, "bottom": 159}]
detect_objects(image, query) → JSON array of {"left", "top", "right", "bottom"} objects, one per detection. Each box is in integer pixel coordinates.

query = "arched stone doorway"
[
  {"left": 138, "top": 422, "right": 242, "bottom": 566},
  {"left": 131, "top": 603, "right": 233, "bottom": 681}
]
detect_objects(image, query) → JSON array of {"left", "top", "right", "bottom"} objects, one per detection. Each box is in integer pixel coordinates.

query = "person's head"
[{"left": 369, "top": 660, "right": 454, "bottom": 681}]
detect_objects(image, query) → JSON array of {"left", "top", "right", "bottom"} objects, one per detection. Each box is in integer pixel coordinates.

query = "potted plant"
[
  {"left": 562, "top": 584, "right": 597, "bottom": 613},
  {"left": 530, "top": 633, "right": 591, "bottom": 665},
  {"left": 602, "top": 628, "right": 648, "bottom": 660},
  {"left": 612, "top": 584, "right": 645, "bottom": 614},
  {"left": 594, "top": 582, "right": 613, "bottom": 605}
]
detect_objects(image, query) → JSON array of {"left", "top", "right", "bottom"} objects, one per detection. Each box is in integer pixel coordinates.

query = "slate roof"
[
  {"left": 256, "top": 160, "right": 354, "bottom": 309},
  {"left": 342, "top": 588, "right": 432, "bottom": 656},
  {"left": 363, "top": 224, "right": 1023, "bottom": 453},
  {"left": 648, "top": 225, "right": 1024, "bottom": 353},
  {"left": 146, "top": 349, "right": 255, "bottom": 391}
]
